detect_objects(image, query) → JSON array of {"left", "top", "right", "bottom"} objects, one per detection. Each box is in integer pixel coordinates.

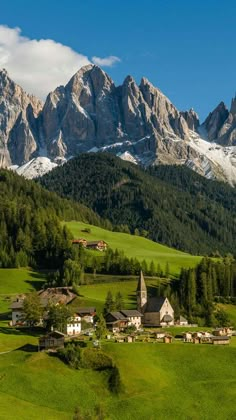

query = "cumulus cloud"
[
  {"left": 0, "top": 25, "right": 121, "bottom": 100},
  {"left": 92, "top": 55, "right": 121, "bottom": 67}
]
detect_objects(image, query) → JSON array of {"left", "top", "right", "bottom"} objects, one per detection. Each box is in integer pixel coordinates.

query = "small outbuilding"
[
  {"left": 38, "top": 331, "right": 65, "bottom": 351},
  {"left": 163, "top": 335, "right": 173, "bottom": 343},
  {"left": 211, "top": 336, "right": 230, "bottom": 345}
]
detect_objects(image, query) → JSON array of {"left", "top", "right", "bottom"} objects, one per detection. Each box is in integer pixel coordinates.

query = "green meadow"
[
  {"left": 65, "top": 221, "right": 201, "bottom": 275},
  {"left": 0, "top": 340, "right": 236, "bottom": 419},
  {"left": 0, "top": 268, "right": 236, "bottom": 419}
]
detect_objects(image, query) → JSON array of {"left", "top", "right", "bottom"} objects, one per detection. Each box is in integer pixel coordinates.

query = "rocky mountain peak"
[
  {"left": 203, "top": 101, "right": 229, "bottom": 141},
  {"left": 230, "top": 96, "right": 236, "bottom": 115}
]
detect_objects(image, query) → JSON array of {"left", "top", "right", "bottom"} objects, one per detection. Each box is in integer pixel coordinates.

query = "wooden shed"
[
  {"left": 163, "top": 335, "right": 173, "bottom": 344},
  {"left": 211, "top": 336, "right": 230, "bottom": 345},
  {"left": 38, "top": 331, "right": 65, "bottom": 351}
]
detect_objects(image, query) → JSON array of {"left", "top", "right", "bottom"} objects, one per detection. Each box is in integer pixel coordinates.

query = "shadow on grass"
[
  {"left": 0, "top": 326, "right": 45, "bottom": 337},
  {"left": 16, "top": 343, "right": 39, "bottom": 352},
  {"left": 25, "top": 279, "right": 46, "bottom": 291}
]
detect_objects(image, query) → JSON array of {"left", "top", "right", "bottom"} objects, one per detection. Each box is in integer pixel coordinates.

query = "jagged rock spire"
[{"left": 136, "top": 270, "right": 147, "bottom": 292}]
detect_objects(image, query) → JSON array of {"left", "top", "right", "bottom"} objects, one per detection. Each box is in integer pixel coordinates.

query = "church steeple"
[{"left": 136, "top": 271, "right": 147, "bottom": 313}]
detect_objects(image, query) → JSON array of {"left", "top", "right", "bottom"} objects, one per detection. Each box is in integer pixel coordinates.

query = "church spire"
[
  {"left": 136, "top": 271, "right": 147, "bottom": 313},
  {"left": 136, "top": 270, "right": 147, "bottom": 292}
]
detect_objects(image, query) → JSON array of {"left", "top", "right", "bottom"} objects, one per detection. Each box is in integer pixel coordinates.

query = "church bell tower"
[{"left": 136, "top": 271, "right": 147, "bottom": 313}]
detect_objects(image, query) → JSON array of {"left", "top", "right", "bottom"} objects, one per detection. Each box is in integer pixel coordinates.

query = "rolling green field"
[
  {"left": 0, "top": 339, "right": 236, "bottom": 419},
  {"left": 65, "top": 221, "right": 201, "bottom": 275},
  {"left": 0, "top": 268, "right": 236, "bottom": 419}
]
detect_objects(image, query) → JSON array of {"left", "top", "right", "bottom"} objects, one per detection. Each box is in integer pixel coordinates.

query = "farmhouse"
[
  {"left": 136, "top": 271, "right": 174, "bottom": 327},
  {"left": 72, "top": 238, "right": 87, "bottom": 247},
  {"left": 77, "top": 307, "right": 96, "bottom": 324},
  {"left": 10, "top": 287, "right": 77, "bottom": 326},
  {"left": 105, "top": 312, "right": 128, "bottom": 333},
  {"left": 86, "top": 240, "right": 108, "bottom": 251},
  {"left": 66, "top": 314, "right": 81, "bottom": 336},
  {"left": 10, "top": 296, "right": 26, "bottom": 326},
  {"left": 105, "top": 309, "right": 143, "bottom": 332},
  {"left": 38, "top": 331, "right": 65, "bottom": 350}
]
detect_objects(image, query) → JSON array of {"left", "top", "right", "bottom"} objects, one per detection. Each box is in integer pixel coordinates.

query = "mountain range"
[{"left": 0, "top": 65, "right": 236, "bottom": 184}]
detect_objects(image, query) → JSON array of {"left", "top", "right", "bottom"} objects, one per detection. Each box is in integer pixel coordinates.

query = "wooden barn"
[{"left": 38, "top": 331, "right": 65, "bottom": 351}]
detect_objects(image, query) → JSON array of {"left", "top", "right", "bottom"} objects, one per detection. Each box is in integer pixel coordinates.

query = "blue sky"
[{"left": 1, "top": 0, "right": 236, "bottom": 120}]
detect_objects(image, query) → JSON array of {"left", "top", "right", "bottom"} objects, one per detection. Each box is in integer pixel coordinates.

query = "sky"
[{"left": 0, "top": 0, "right": 236, "bottom": 121}]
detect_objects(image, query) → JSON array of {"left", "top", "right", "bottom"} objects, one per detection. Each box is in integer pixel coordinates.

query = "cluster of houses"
[
  {"left": 9, "top": 271, "right": 234, "bottom": 350},
  {"left": 72, "top": 239, "right": 108, "bottom": 251},
  {"left": 10, "top": 286, "right": 96, "bottom": 337},
  {"left": 183, "top": 327, "right": 233, "bottom": 345}
]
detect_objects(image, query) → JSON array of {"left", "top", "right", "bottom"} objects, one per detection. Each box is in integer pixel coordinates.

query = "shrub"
[
  {"left": 57, "top": 342, "right": 82, "bottom": 369},
  {"left": 82, "top": 348, "right": 113, "bottom": 370}
]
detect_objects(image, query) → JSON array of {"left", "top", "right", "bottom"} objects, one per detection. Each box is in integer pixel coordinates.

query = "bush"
[
  {"left": 57, "top": 343, "right": 82, "bottom": 369},
  {"left": 82, "top": 348, "right": 113, "bottom": 370}
]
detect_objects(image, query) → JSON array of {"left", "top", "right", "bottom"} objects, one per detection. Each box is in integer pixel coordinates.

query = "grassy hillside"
[
  {"left": 0, "top": 268, "right": 236, "bottom": 419},
  {"left": 0, "top": 339, "right": 235, "bottom": 419},
  {"left": 66, "top": 221, "right": 201, "bottom": 275}
]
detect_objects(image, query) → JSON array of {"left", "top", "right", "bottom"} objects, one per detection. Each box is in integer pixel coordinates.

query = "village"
[{"left": 9, "top": 271, "right": 235, "bottom": 351}]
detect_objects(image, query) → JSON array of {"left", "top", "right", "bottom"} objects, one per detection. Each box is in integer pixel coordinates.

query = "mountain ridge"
[{"left": 0, "top": 65, "right": 236, "bottom": 184}]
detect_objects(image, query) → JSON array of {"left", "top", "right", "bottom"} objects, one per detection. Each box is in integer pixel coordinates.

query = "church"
[{"left": 136, "top": 271, "right": 174, "bottom": 327}]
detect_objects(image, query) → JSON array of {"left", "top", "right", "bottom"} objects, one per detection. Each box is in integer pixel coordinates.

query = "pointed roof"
[{"left": 136, "top": 271, "right": 147, "bottom": 292}]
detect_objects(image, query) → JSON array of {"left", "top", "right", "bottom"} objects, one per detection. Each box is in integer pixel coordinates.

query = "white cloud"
[
  {"left": 92, "top": 55, "right": 121, "bottom": 67},
  {"left": 0, "top": 25, "right": 121, "bottom": 100}
]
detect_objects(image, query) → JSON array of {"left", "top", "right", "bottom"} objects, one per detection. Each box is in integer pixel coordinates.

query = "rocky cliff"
[{"left": 0, "top": 64, "right": 236, "bottom": 184}]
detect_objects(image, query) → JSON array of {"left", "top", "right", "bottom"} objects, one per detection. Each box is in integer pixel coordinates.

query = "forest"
[
  {"left": 0, "top": 169, "right": 100, "bottom": 269},
  {"left": 40, "top": 153, "right": 236, "bottom": 255}
]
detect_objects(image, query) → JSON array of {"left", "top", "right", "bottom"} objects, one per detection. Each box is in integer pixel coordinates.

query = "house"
[
  {"left": 86, "top": 240, "right": 108, "bottom": 251},
  {"left": 10, "top": 287, "right": 77, "bottom": 326},
  {"left": 176, "top": 315, "right": 188, "bottom": 326},
  {"left": 136, "top": 271, "right": 174, "bottom": 327},
  {"left": 77, "top": 307, "right": 96, "bottom": 324},
  {"left": 120, "top": 310, "right": 143, "bottom": 329},
  {"left": 10, "top": 297, "right": 25, "bottom": 326},
  {"left": 183, "top": 332, "right": 192, "bottom": 342},
  {"left": 193, "top": 336, "right": 201, "bottom": 344},
  {"left": 212, "top": 327, "right": 233, "bottom": 337},
  {"left": 105, "top": 312, "right": 128, "bottom": 333},
  {"left": 211, "top": 336, "right": 230, "bottom": 345},
  {"left": 105, "top": 309, "right": 143, "bottom": 333},
  {"left": 66, "top": 314, "right": 81, "bottom": 336},
  {"left": 38, "top": 331, "right": 65, "bottom": 350},
  {"left": 72, "top": 238, "right": 87, "bottom": 247}
]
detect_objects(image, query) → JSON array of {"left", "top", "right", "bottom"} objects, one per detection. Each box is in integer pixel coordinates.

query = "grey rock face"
[
  {"left": 202, "top": 102, "right": 229, "bottom": 141},
  {"left": 181, "top": 108, "right": 200, "bottom": 132},
  {"left": 0, "top": 69, "right": 43, "bottom": 165}
]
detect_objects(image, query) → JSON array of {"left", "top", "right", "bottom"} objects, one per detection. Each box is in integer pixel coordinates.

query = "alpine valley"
[{"left": 1, "top": 65, "right": 236, "bottom": 184}]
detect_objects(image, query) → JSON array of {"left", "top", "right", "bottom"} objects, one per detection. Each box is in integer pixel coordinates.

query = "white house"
[
  {"left": 10, "top": 298, "right": 25, "bottom": 326},
  {"left": 120, "top": 310, "right": 143, "bottom": 329},
  {"left": 66, "top": 314, "right": 81, "bottom": 336}
]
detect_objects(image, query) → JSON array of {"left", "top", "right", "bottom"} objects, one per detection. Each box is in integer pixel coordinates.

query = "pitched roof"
[
  {"left": 136, "top": 271, "right": 147, "bottom": 292},
  {"left": 10, "top": 300, "right": 24, "bottom": 310},
  {"left": 212, "top": 336, "right": 230, "bottom": 341},
  {"left": 109, "top": 311, "right": 127, "bottom": 320},
  {"left": 179, "top": 315, "right": 188, "bottom": 322},
  {"left": 120, "top": 310, "right": 143, "bottom": 317},
  {"left": 77, "top": 307, "right": 96, "bottom": 314},
  {"left": 145, "top": 297, "right": 166, "bottom": 313}
]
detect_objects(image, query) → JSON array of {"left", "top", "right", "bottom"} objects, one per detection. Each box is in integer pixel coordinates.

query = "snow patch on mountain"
[
  {"left": 11, "top": 157, "right": 58, "bottom": 179},
  {"left": 188, "top": 131, "right": 236, "bottom": 185}
]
